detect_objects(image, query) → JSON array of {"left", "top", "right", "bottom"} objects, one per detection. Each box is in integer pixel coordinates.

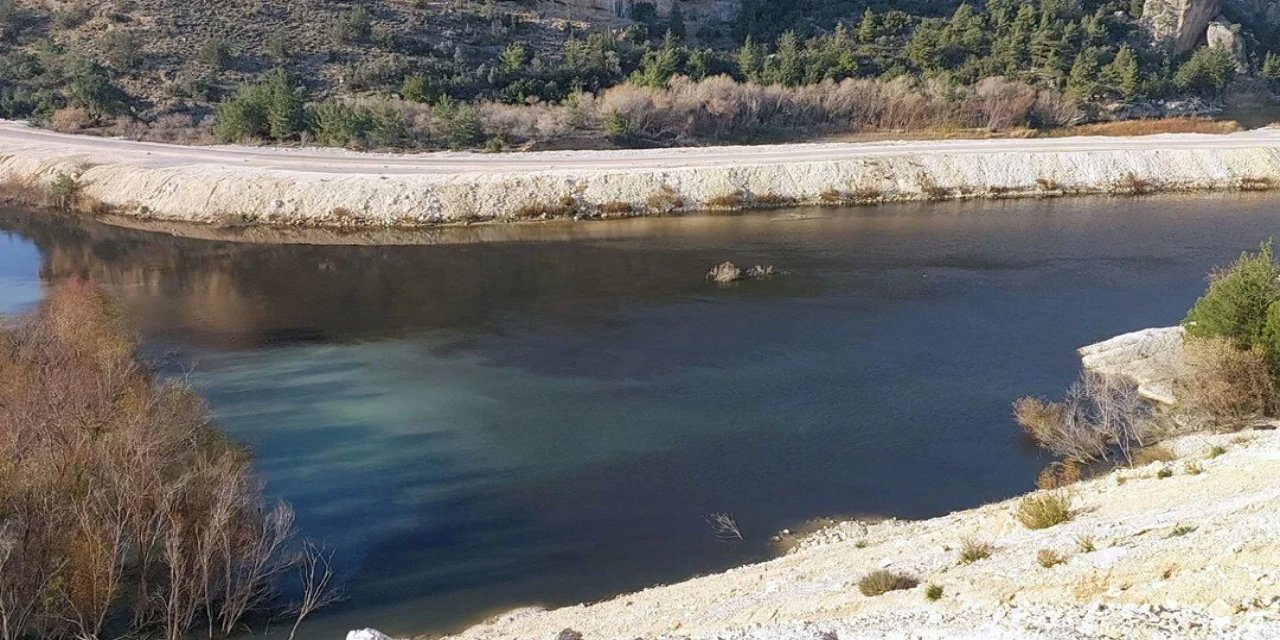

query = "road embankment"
[{"left": 3, "top": 122, "right": 1280, "bottom": 228}]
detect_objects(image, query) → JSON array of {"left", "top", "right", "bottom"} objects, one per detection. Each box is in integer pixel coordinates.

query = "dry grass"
[
  {"left": 1045, "top": 118, "right": 1240, "bottom": 138},
  {"left": 704, "top": 191, "right": 747, "bottom": 210},
  {"left": 1016, "top": 492, "right": 1073, "bottom": 530},
  {"left": 1037, "top": 549, "right": 1066, "bottom": 568},
  {"left": 597, "top": 201, "right": 635, "bottom": 216},
  {"left": 1113, "top": 172, "right": 1155, "bottom": 195},
  {"left": 645, "top": 185, "right": 684, "bottom": 214},
  {"left": 511, "top": 195, "right": 578, "bottom": 220},
  {"left": 1036, "top": 460, "right": 1083, "bottom": 490},
  {"left": 857, "top": 570, "right": 918, "bottom": 597},
  {"left": 958, "top": 538, "right": 992, "bottom": 565},
  {"left": 1239, "top": 177, "right": 1278, "bottom": 191},
  {"left": 1131, "top": 444, "right": 1176, "bottom": 466}
]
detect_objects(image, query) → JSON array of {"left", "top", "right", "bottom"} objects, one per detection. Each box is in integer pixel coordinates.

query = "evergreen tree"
[
  {"left": 1066, "top": 48, "right": 1102, "bottom": 100},
  {"left": 735, "top": 36, "right": 763, "bottom": 83},
  {"left": 768, "top": 31, "right": 804, "bottom": 86},
  {"left": 1102, "top": 45, "right": 1140, "bottom": 99},
  {"left": 1174, "top": 46, "right": 1238, "bottom": 95},
  {"left": 1263, "top": 52, "right": 1280, "bottom": 81},
  {"left": 857, "top": 8, "right": 877, "bottom": 44}
]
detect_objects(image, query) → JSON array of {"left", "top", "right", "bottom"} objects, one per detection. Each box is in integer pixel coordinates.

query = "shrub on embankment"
[
  {"left": 1015, "top": 241, "right": 1280, "bottom": 472},
  {"left": 0, "top": 280, "right": 335, "bottom": 640}
]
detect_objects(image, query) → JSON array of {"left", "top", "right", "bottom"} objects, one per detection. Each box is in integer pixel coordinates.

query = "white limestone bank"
[{"left": 3, "top": 125, "right": 1280, "bottom": 227}]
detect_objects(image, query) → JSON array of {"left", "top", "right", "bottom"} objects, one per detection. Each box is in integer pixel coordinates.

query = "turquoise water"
[{"left": 2, "top": 195, "right": 1277, "bottom": 637}]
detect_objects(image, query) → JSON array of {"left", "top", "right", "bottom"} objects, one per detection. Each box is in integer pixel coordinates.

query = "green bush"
[
  {"left": 66, "top": 70, "right": 127, "bottom": 117},
  {"left": 214, "top": 70, "right": 307, "bottom": 142},
  {"left": 312, "top": 100, "right": 407, "bottom": 148},
  {"left": 1184, "top": 242, "right": 1280, "bottom": 350},
  {"left": 1174, "top": 46, "right": 1237, "bottom": 96},
  {"left": 198, "top": 39, "right": 233, "bottom": 69},
  {"left": 435, "top": 97, "right": 484, "bottom": 150},
  {"left": 102, "top": 30, "right": 141, "bottom": 70}
]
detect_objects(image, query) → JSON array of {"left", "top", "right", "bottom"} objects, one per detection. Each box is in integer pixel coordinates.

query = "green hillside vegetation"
[{"left": 0, "top": 0, "right": 1275, "bottom": 150}]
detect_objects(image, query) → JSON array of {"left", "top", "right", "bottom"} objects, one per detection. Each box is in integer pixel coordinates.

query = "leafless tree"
[
  {"left": 1015, "top": 372, "right": 1155, "bottom": 464},
  {"left": 286, "top": 542, "right": 342, "bottom": 640}
]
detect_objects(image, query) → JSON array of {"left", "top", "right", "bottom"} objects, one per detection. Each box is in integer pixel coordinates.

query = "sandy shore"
[{"left": 3, "top": 122, "right": 1280, "bottom": 228}]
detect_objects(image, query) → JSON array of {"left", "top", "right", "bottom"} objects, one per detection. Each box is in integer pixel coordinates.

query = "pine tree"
[
  {"left": 857, "top": 8, "right": 877, "bottom": 44},
  {"left": 735, "top": 36, "right": 763, "bottom": 83},
  {"left": 1102, "top": 45, "right": 1140, "bottom": 99},
  {"left": 1263, "top": 52, "right": 1280, "bottom": 81},
  {"left": 1065, "top": 48, "right": 1102, "bottom": 100}
]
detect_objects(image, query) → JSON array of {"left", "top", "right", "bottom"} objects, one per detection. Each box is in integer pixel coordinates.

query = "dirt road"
[{"left": 3, "top": 120, "right": 1279, "bottom": 176}]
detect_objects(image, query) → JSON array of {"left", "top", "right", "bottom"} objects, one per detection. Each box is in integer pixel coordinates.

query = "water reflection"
[{"left": 1, "top": 196, "right": 1275, "bottom": 636}]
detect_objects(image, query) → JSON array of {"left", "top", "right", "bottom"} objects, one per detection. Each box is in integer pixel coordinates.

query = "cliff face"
[{"left": 1142, "top": 0, "right": 1223, "bottom": 54}]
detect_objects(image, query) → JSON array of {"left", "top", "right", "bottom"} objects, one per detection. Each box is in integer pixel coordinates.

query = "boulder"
[
  {"left": 1078, "top": 327, "right": 1185, "bottom": 405},
  {"left": 1206, "top": 20, "right": 1248, "bottom": 71},
  {"left": 346, "top": 630, "right": 394, "bottom": 640},
  {"left": 706, "top": 261, "right": 742, "bottom": 283},
  {"left": 1141, "top": 0, "right": 1222, "bottom": 54}
]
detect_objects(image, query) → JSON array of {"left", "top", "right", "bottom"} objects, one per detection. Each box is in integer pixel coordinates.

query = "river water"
[{"left": 1, "top": 195, "right": 1276, "bottom": 638}]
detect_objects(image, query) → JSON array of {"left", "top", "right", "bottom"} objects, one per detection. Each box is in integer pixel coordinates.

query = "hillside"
[{"left": 0, "top": 0, "right": 1278, "bottom": 150}]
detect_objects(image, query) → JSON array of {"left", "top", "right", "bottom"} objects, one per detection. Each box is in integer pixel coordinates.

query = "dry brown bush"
[
  {"left": 47, "top": 107, "right": 95, "bottom": 132},
  {"left": 0, "top": 280, "right": 335, "bottom": 640},
  {"left": 1172, "top": 336, "right": 1275, "bottom": 432},
  {"left": 1035, "top": 460, "right": 1083, "bottom": 490}
]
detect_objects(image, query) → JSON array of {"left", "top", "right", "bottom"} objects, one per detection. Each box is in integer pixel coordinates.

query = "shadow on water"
[{"left": 2, "top": 194, "right": 1278, "bottom": 636}]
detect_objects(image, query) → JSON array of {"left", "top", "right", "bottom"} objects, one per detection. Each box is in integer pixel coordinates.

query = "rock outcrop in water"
[
  {"left": 706, "top": 261, "right": 776, "bottom": 283},
  {"left": 1079, "top": 326, "right": 1185, "bottom": 404}
]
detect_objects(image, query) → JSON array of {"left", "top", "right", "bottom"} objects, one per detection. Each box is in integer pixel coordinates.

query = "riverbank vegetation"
[
  {"left": 0, "top": 1, "right": 1276, "bottom": 151},
  {"left": 1016, "top": 242, "right": 1280, "bottom": 473},
  {"left": 0, "top": 280, "right": 335, "bottom": 640}
]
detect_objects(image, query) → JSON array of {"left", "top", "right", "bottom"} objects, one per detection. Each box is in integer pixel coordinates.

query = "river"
[{"left": 0, "top": 194, "right": 1274, "bottom": 638}]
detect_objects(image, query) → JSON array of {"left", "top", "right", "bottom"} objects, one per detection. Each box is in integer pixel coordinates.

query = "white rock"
[{"left": 347, "top": 630, "right": 394, "bottom": 640}]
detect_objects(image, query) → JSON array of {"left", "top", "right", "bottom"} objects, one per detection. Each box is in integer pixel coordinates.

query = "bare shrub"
[
  {"left": 1172, "top": 337, "right": 1274, "bottom": 432},
  {"left": 975, "top": 77, "right": 1038, "bottom": 131},
  {"left": 705, "top": 513, "right": 743, "bottom": 542},
  {"left": 1014, "top": 372, "right": 1155, "bottom": 464},
  {"left": 1016, "top": 492, "right": 1073, "bottom": 530},
  {"left": 857, "top": 570, "right": 917, "bottom": 596},
  {"left": 0, "top": 280, "right": 336, "bottom": 640}
]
